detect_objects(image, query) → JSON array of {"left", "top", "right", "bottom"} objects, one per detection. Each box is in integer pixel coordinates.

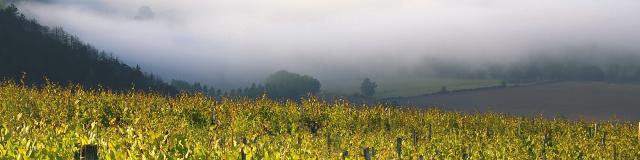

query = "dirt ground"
[{"left": 390, "top": 82, "right": 640, "bottom": 121}]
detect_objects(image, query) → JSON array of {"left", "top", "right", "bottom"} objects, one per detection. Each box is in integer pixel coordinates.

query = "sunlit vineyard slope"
[{"left": 0, "top": 81, "right": 638, "bottom": 159}]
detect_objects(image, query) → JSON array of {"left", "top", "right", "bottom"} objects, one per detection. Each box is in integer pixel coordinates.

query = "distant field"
[
  {"left": 322, "top": 77, "right": 501, "bottom": 98},
  {"left": 392, "top": 82, "right": 640, "bottom": 120}
]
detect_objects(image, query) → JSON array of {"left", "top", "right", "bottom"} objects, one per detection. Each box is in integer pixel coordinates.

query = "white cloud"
[{"left": 15, "top": 0, "right": 640, "bottom": 86}]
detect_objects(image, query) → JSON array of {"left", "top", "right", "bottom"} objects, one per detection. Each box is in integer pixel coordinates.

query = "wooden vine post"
[
  {"left": 78, "top": 144, "right": 98, "bottom": 160},
  {"left": 462, "top": 146, "right": 470, "bottom": 160},
  {"left": 342, "top": 150, "right": 349, "bottom": 160},
  {"left": 411, "top": 131, "right": 419, "bottom": 150},
  {"left": 601, "top": 131, "right": 607, "bottom": 146},
  {"left": 240, "top": 148, "right": 246, "bottom": 160},
  {"left": 363, "top": 147, "right": 371, "bottom": 160},
  {"left": 613, "top": 144, "right": 618, "bottom": 160},
  {"left": 396, "top": 137, "right": 403, "bottom": 159},
  {"left": 542, "top": 133, "right": 549, "bottom": 160},
  {"left": 594, "top": 123, "right": 598, "bottom": 137},
  {"left": 428, "top": 124, "right": 432, "bottom": 141}
]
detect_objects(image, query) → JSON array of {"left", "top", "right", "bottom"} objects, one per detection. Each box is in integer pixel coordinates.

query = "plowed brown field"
[{"left": 392, "top": 82, "right": 640, "bottom": 120}]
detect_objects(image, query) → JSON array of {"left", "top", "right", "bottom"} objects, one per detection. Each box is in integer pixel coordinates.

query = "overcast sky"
[{"left": 14, "top": 0, "right": 640, "bottom": 87}]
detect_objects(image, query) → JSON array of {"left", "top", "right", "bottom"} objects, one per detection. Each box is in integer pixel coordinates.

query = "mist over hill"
[
  {"left": 6, "top": 0, "right": 640, "bottom": 89},
  {"left": 0, "top": 5, "right": 176, "bottom": 94}
]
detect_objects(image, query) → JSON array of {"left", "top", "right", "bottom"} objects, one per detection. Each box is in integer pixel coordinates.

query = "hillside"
[
  {"left": 0, "top": 81, "right": 637, "bottom": 159},
  {"left": 0, "top": 5, "right": 176, "bottom": 94}
]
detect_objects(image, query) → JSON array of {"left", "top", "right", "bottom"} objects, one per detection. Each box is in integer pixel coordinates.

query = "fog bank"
[{"left": 13, "top": 0, "right": 640, "bottom": 87}]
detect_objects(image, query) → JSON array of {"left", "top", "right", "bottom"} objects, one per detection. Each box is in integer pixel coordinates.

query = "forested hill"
[{"left": 0, "top": 5, "right": 177, "bottom": 94}]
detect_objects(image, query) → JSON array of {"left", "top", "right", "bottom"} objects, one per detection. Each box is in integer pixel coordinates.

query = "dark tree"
[
  {"left": 236, "top": 88, "right": 243, "bottom": 96},
  {"left": 170, "top": 79, "right": 226, "bottom": 97},
  {"left": 579, "top": 65, "right": 605, "bottom": 81},
  {"left": 216, "top": 89, "right": 222, "bottom": 97},
  {"left": 207, "top": 87, "right": 216, "bottom": 96},
  {"left": 245, "top": 83, "right": 260, "bottom": 97},
  {"left": 264, "top": 70, "right": 321, "bottom": 100},
  {"left": 360, "top": 78, "right": 377, "bottom": 97}
]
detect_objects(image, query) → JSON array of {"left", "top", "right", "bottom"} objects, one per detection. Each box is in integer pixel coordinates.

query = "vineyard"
[{"left": 0, "top": 81, "right": 639, "bottom": 159}]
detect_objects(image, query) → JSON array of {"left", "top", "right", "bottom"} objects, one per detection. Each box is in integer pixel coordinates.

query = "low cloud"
[
  {"left": 134, "top": 6, "right": 154, "bottom": 20},
  {"left": 13, "top": 0, "right": 640, "bottom": 87}
]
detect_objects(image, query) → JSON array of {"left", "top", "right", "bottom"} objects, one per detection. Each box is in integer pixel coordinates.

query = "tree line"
[
  {"left": 172, "top": 70, "right": 321, "bottom": 100},
  {"left": 0, "top": 4, "right": 326, "bottom": 99},
  {"left": 0, "top": 5, "right": 177, "bottom": 94},
  {"left": 423, "top": 51, "right": 640, "bottom": 83}
]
